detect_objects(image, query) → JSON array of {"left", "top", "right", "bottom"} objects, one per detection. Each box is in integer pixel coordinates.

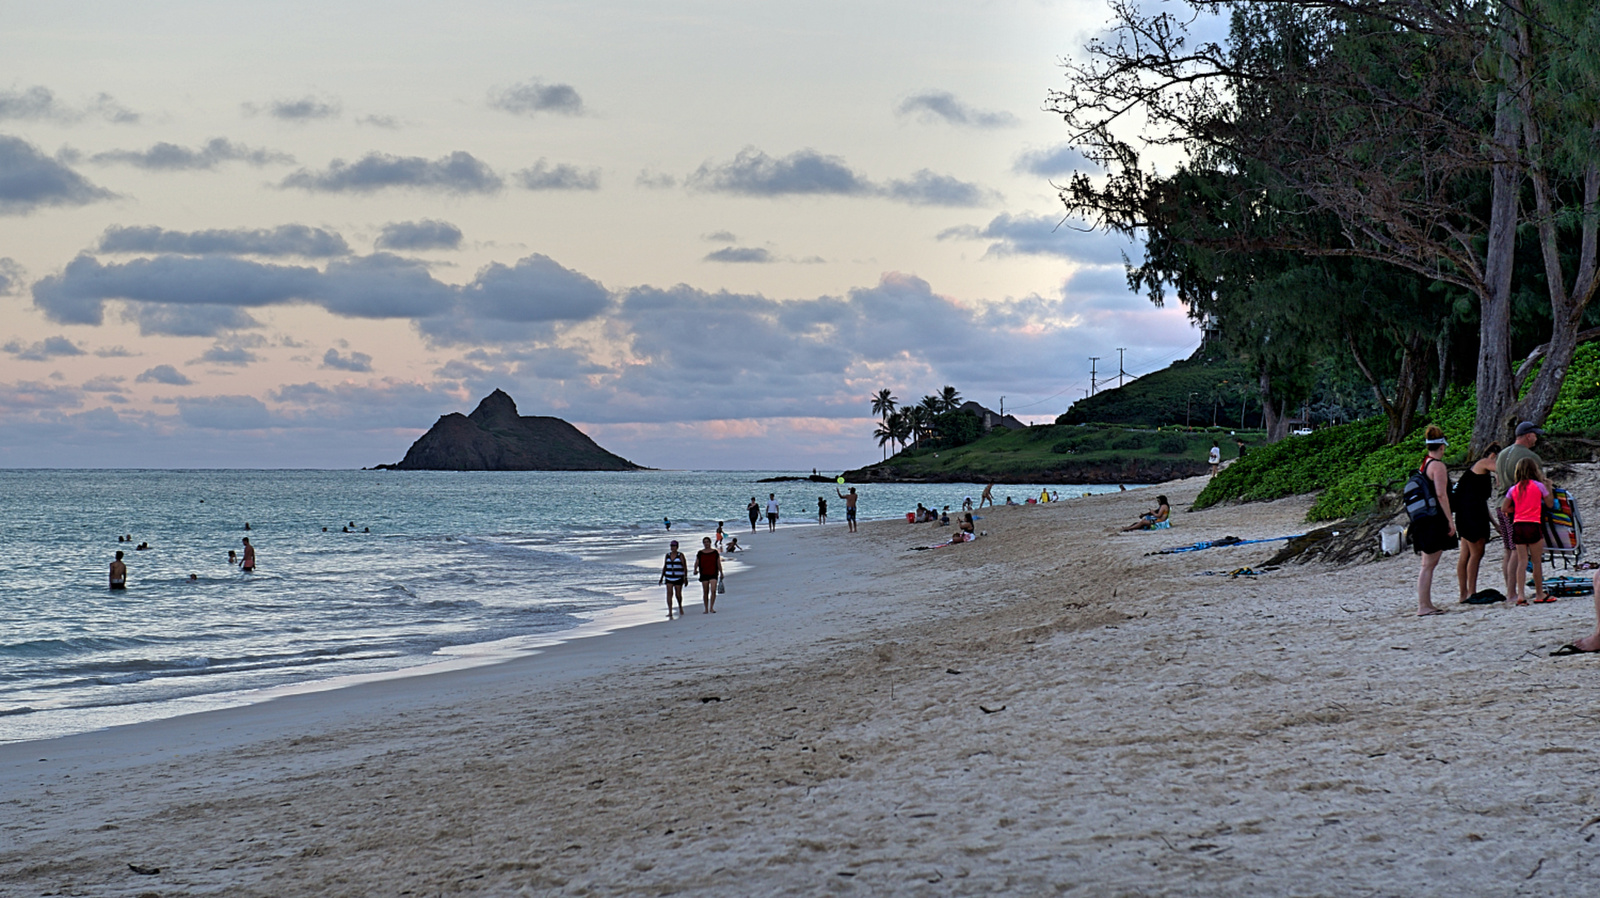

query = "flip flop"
[
  {"left": 1515, "top": 599, "right": 1530, "bottom": 606},
  {"left": 1550, "top": 644, "right": 1598, "bottom": 656},
  {"left": 1533, "top": 596, "right": 1558, "bottom": 604}
]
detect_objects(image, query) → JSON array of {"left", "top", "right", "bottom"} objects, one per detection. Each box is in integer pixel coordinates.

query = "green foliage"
[
  {"left": 1194, "top": 417, "right": 1388, "bottom": 512},
  {"left": 1057, "top": 356, "right": 1259, "bottom": 428},
  {"left": 860, "top": 422, "right": 1241, "bottom": 480},
  {"left": 929, "top": 410, "right": 983, "bottom": 449},
  {"left": 1305, "top": 389, "right": 1476, "bottom": 520},
  {"left": 1547, "top": 343, "right": 1600, "bottom": 432}
]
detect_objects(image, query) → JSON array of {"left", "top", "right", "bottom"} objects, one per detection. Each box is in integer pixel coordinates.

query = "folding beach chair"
[{"left": 1543, "top": 485, "right": 1585, "bottom": 570}]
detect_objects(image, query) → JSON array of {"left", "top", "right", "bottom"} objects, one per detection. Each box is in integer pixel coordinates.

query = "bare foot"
[{"left": 1575, "top": 634, "right": 1600, "bottom": 652}]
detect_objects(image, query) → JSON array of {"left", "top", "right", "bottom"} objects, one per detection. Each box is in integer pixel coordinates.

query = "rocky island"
[{"left": 374, "top": 390, "right": 642, "bottom": 471}]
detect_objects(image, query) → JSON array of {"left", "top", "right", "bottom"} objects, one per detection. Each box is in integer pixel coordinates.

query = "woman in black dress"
[
  {"left": 1453, "top": 442, "right": 1499, "bottom": 601},
  {"left": 1414, "top": 427, "right": 1457, "bottom": 616}
]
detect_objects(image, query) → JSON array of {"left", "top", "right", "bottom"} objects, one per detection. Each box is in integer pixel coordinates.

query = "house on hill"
[{"left": 959, "top": 401, "right": 1026, "bottom": 433}]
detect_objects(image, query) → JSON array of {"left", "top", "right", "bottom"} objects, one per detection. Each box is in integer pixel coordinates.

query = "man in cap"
[{"left": 1496, "top": 421, "right": 1545, "bottom": 598}]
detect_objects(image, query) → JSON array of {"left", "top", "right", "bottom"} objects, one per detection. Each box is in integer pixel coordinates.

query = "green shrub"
[
  {"left": 1157, "top": 434, "right": 1190, "bottom": 454},
  {"left": 1112, "top": 432, "right": 1151, "bottom": 451}
]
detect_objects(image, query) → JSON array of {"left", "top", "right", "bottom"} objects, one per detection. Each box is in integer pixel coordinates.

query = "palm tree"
[
  {"left": 874, "top": 421, "right": 895, "bottom": 460},
  {"left": 905, "top": 405, "right": 930, "bottom": 447},
  {"left": 887, "top": 409, "right": 910, "bottom": 452},
  {"left": 871, "top": 388, "right": 898, "bottom": 421},
  {"left": 938, "top": 385, "right": 962, "bottom": 413}
]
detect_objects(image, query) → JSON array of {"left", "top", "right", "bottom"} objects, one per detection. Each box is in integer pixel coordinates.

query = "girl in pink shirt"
[{"left": 1499, "top": 457, "right": 1554, "bottom": 604}]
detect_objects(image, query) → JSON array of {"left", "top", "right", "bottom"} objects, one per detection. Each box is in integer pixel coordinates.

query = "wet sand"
[{"left": 5, "top": 473, "right": 1600, "bottom": 895}]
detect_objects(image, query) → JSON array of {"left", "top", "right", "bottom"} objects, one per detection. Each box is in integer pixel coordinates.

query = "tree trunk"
[
  {"left": 1260, "top": 372, "right": 1291, "bottom": 442},
  {"left": 1471, "top": 75, "right": 1522, "bottom": 454}
]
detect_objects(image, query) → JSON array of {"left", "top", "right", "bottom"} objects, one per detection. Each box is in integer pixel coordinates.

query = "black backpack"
[{"left": 1403, "top": 459, "right": 1442, "bottom": 523}]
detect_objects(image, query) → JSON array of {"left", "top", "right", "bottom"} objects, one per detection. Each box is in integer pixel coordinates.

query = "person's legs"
[
  {"left": 702, "top": 579, "right": 714, "bottom": 612},
  {"left": 1531, "top": 540, "right": 1547, "bottom": 600},
  {"left": 1458, "top": 539, "right": 1484, "bottom": 600},
  {"left": 1418, "top": 551, "right": 1443, "bottom": 615},
  {"left": 1498, "top": 510, "right": 1518, "bottom": 597},
  {"left": 1573, "top": 584, "right": 1600, "bottom": 651}
]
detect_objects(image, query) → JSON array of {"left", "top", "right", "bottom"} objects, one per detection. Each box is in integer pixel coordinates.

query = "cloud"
[
  {"left": 702, "top": 230, "right": 737, "bottom": 242},
  {"left": 244, "top": 96, "right": 341, "bottom": 121},
  {"left": 1013, "top": 144, "right": 1095, "bottom": 177},
  {"left": 357, "top": 114, "right": 400, "bottom": 129},
  {"left": 514, "top": 159, "right": 600, "bottom": 191},
  {"left": 136, "top": 364, "right": 191, "bottom": 385},
  {"left": 895, "top": 91, "right": 1018, "bottom": 129},
  {"left": 98, "top": 224, "right": 350, "bottom": 257},
  {"left": 123, "top": 302, "right": 262, "bottom": 337},
  {"left": 636, "top": 170, "right": 676, "bottom": 189},
  {"left": 321, "top": 347, "right": 373, "bottom": 372},
  {"left": 0, "top": 86, "right": 139, "bottom": 124},
  {"left": 882, "top": 170, "right": 996, "bottom": 207},
  {"left": 375, "top": 219, "right": 462, "bottom": 251},
  {"left": 489, "top": 80, "right": 585, "bottom": 117},
  {"left": 938, "top": 212, "right": 1140, "bottom": 263},
  {"left": 177, "top": 394, "right": 283, "bottom": 429},
  {"left": 281, "top": 151, "right": 502, "bottom": 194},
  {"left": 687, "top": 147, "right": 993, "bottom": 206},
  {"left": 704, "top": 246, "right": 773, "bottom": 263},
  {"left": 0, "top": 380, "right": 84, "bottom": 413},
  {"left": 0, "top": 134, "right": 114, "bottom": 214},
  {"left": 82, "top": 375, "right": 125, "bottom": 393},
  {"left": 0, "top": 257, "right": 21, "bottom": 293},
  {"left": 94, "top": 345, "right": 134, "bottom": 357},
  {"left": 89, "top": 138, "right": 294, "bottom": 171},
  {"left": 33, "top": 250, "right": 610, "bottom": 340},
  {"left": 196, "top": 334, "right": 267, "bottom": 367},
  {"left": 3, "top": 335, "right": 85, "bottom": 361},
  {"left": 688, "top": 148, "right": 871, "bottom": 197}
]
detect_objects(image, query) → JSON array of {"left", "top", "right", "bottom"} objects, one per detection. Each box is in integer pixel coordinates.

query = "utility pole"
[
  {"left": 999, "top": 396, "right": 1005, "bottom": 417},
  {"left": 1088, "top": 357, "right": 1100, "bottom": 396},
  {"left": 1187, "top": 392, "right": 1198, "bottom": 430},
  {"left": 1116, "top": 347, "right": 1127, "bottom": 388}
]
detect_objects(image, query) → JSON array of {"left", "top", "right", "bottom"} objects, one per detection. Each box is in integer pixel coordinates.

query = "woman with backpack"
[
  {"left": 1500, "top": 456, "right": 1556, "bottom": 605},
  {"left": 1453, "top": 443, "right": 1500, "bottom": 602},
  {"left": 1414, "top": 426, "right": 1457, "bottom": 616}
]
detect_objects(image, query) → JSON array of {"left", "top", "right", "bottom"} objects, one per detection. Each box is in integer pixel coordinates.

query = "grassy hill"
[
  {"left": 1059, "top": 354, "right": 1260, "bottom": 429},
  {"left": 846, "top": 423, "right": 1262, "bottom": 484}
]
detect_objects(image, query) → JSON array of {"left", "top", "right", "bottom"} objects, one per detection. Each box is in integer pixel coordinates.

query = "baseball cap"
[
  {"left": 1515, "top": 421, "right": 1545, "bottom": 437},
  {"left": 669, "top": 540, "right": 678, "bottom": 546}
]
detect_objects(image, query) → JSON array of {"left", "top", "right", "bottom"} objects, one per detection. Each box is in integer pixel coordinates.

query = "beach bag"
[
  {"left": 1403, "top": 460, "right": 1441, "bottom": 523},
  {"left": 717, "top": 574, "right": 725, "bottom": 594}
]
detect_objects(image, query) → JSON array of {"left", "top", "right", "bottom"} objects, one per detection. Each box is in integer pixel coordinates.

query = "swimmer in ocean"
[
  {"left": 240, "top": 537, "right": 255, "bottom": 573},
  {"left": 109, "top": 551, "right": 127, "bottom": 590}
]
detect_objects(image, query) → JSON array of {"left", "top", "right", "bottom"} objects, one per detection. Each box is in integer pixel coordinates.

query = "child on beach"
[
  {"left": 1500, "top": 456, "right": 1555, "bottom": 605},
  {"left": 715, "top": 522, "right": 725, "bottom": 549}
]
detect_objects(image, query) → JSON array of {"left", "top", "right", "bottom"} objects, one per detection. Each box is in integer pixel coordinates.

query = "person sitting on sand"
[
  {"left": 1412, "top": 426, "right": 1458, "bottom": 616},
  {"left": 1005, "top": 496, "right": 1016, "bottom": 505},
  {"left": 940, "top": 507, "right": 950, "bottom": 526},
  {"left": 959, "top": 513, "right": 975, "bottom": 535},
  {"left": 1121, "top": 496, "right": 1171, "bottom": 531},
  {"left": 1500, "top": 456, "right": 1554, "bottom": 605},
  {"left": 723, "top": 536, "right": 740, "bottom": 554},
  {"left": 1553, "top": 576, "right": 1600, "bottom": 655}
]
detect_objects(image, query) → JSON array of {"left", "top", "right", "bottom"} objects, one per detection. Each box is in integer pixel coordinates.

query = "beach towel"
[{"left": 1536, "top": 575, "right": 1592, "bottom": 597}]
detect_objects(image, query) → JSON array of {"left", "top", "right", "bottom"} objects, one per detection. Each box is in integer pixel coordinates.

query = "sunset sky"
[{"left": 0, "top": 0, "right": 1200, "bottom": 470}]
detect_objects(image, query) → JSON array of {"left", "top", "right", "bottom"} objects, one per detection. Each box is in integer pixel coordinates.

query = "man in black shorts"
[
  {"left": 836, "top": 486, "right": 858, "bottom": 533},
  {"left": 694, "top": 536, "right": 722, "bottom": 613}
]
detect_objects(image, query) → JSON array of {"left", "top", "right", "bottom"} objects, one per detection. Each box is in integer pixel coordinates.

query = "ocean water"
[{"left": 0, "top": 470, "right": 1128, "bottom": 743}]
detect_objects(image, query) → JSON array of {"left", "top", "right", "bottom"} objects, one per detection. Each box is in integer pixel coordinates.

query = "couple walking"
[{"left": 659, "top": 537, "right": 722, "bottom": 618}]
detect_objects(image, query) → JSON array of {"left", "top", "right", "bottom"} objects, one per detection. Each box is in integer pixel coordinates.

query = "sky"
[{"left": 0, "top": 0, "right": 1200, "bottom": 471}]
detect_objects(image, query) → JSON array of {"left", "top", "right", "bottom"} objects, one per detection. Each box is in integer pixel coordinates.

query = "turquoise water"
[{"left": 0, "top": 470, "right": 1127, "bottom": 742}]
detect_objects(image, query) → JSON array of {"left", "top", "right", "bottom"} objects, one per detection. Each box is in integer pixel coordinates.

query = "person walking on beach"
[
  {"left": 659, "top": 540, "right": 687, "bottom": 618},
  {"left": 1413, "top": 426, "right": 1457, "bottom": 616},
  {"left": 979, "top": 483, "right": 994, "bottom": 508},
  {"left": 240, "top": 537, "right": 256, "bottom": 573},
  {"left": 109, "top": 550, "right": 127, "bottom": 590},
  {"left": 1496, "top": 422, "right": 1544, "bottom": 597},
  {"left": 1209, "top": 441, "right": 1221, "bottom": 476},
  {"left": 715, "top": 522, "right": 725, "bottom": 549},
  {"left": 765, "top": 493, "right": 780, "bottom": 532},
  {"left": 747, "top": 497, "right": 760, "bottom": 532},
  {"left": 1454, "top": 443, "right": 1499, "bottom": 601},
  {"left": 1501, "top": 456, "right": 1555, "bottom": 605},
  {"left": 817, "top": 496, "right": 827, "bottom": 525},
  {"left": 694, "top": 536, "right": 722, "bottom": 613},
  {"left": 837, "top": 486, "right": 858, "bottom": 532}
]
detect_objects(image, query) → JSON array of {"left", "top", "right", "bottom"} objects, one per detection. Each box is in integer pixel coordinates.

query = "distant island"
[{"left": 373, "top": 390, "right": 642, "bottom": 472}]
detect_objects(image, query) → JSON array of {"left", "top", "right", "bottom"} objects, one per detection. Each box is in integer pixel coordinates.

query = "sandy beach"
[{"left": 6, "top": 476, "right": 1600, "bottom": 896}]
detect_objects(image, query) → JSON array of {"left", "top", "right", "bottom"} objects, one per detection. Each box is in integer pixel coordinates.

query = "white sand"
[{"left": 6, "top": 475, "right": 1600, "bottom": 896}]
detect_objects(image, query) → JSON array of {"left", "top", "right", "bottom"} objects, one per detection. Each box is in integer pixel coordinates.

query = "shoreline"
[{"left": 11, "top": 479, "right": 1600, "bottom": 894}]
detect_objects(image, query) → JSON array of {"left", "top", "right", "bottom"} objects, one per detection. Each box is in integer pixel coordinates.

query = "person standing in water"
[
  {"left": 747, "top": 497, "right": 760, "bottom": 532},
  {"left": 240, "top": 537, "right": 256, "bottom": 573},
  {"left": 109, "top": 551, "right": 127, "bottom": 590},
  {"left": 837, "top": 486, "right": 859, "bottom": 533},
  {"left": 694, "top": 536, "right": 722, "bottom": 613},
  {"left": 659, "top": 540, "right": 687, "bottom": 618}
]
